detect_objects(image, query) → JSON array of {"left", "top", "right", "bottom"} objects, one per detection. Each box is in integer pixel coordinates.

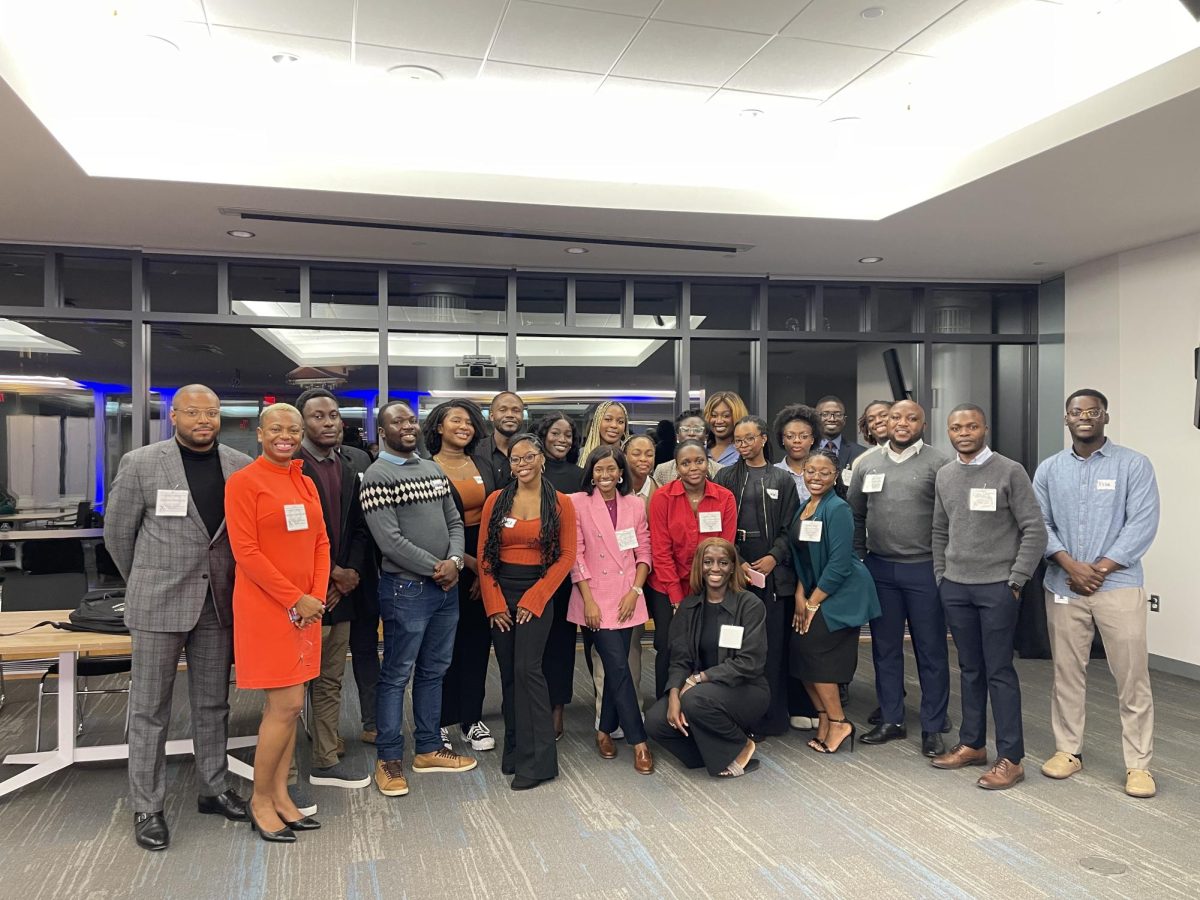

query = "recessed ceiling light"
[
  {"left": 387, "top": 65, "right": 444, "bottom": 82},
  {"left": 740, "top": 108, "right": 765, "bottom": 119},
  {"left": 859, "top": 256, "right": 883, "bottom": 264},
  {"left": 227, "top": 230, "right": 256, "bottom": 239},
  {"left": 272, "top": 53, "right": 299, "bottom": 65},
  {"left": 861, "top": 7, "right": 885, "bottom": 19},
  {"left": 565, "top": 247, "right": 589, "bottom": 255}
]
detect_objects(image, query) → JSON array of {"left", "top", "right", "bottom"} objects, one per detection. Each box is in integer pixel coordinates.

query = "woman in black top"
[
  {"left": 713, "top": 415, "right": 799, "bottom": 737},
  {"left": 644, "top": 538, "right": 768, "bottom": 777},
  {"left": 534, "top": 412, "right": 584, "bottom": 738}
]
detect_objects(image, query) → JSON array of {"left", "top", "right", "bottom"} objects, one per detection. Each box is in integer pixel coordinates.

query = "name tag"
[
  {"left": 155, "top": 489, "right": 189, "bottom": 517},
  {"left": 473, "top": 475, "right": 484, "bottom": 484},
  {"left": 842, "top": 467, "right": 853, "bottom": 486},
  {"left": 798, "top": 520, "right": 823, "bottom": 542},
  {"left": 1053, "top": 594, "right": 1069, "bottom": 605},
  {"left": 503, "top": 517, "right": 517, "bottom": 529},
  {"left": 969, "top": 488, "right": 997, "bottom": 512},
  {"left": 284, "top": 504, "right": 308, "bottom": 531},
  {"left": 1096, "top": 479, "right": 1116, "bottom": 491},
  {"left": 765, "top": 488, "right": 779, "bottom": 500},
  {"left": 615, "top": 528, "right": 638, "bottom": 551},
  {"left": 698, "top": 511, "right": 722, "bottom": 533},
  {"left": 863, "top": 473, "right": 885, "bottom": 493},
  {"left": 718, "top": 624, "right": 744, "bottom": 649}
]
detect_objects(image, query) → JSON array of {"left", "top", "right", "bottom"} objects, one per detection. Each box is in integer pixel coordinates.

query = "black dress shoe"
[
  {"left": 134, "top": 811, "right": 169, "bottom": 851},
  {"left": 510, "top": 774, "right": 552, "bottom": 791},
  {"left": 868, "top": 706, "right": 882, "bottom": 725},
  {"left": 922, "top": 732, "right": 946, "bottom": 758},
  {"left": 283, "top": 816, "right": 322, "bottom": 831},
  {"left": 860, "top": 723, "right": 907, "bottom": 745},
  {"left": 248, "top": 806, "right": 296, "bottom": 844},
  {"left": 198, "top": 790, "right": 248, "bottom": 821}
]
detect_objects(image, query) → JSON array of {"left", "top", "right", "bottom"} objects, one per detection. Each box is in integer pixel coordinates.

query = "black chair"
[{"left": 1, "top": 572, "right": 132, "bottom": 749}]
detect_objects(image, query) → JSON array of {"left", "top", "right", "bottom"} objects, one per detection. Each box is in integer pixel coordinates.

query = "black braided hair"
[
  {"left": 801, "top": 447, "right": 848, "bottom": 500},
  {"left": 480, "top": 433, "right": 563, "bottom": 579}
]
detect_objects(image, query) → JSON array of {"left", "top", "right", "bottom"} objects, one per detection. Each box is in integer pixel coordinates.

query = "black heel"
[
  {"left": 248, "top": 804, "right": 297, "bottom": 843},
  {"left": 806, "top": 710, "right": 828, "bottom": 753},
  {"left": 282, "top": 816, "right": 321, "bottom": 831},
  {"left": 817, "top": 718, "right": 856, "bottom": 754}
]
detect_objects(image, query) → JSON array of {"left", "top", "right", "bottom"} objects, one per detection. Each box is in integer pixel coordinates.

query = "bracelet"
[{"left": 805, "top": 603, "right": 820, "bottom": 612}]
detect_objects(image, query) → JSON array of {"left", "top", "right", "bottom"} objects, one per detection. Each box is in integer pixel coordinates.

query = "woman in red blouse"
[
  {"left": 647, "top": 439, "right": 736, "bottom": 699},
  {"left": 478, "top": 433, "right": 578, "bottom": 790}
]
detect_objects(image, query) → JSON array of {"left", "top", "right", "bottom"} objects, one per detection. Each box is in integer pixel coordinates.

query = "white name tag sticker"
[
  {"left": 473, "top": 475, "right": 484, "bottom": 484},
  {"left": 615, "top": 528, "right": 639, "bottom": 551},
  {"left": 698, "top": 511, "right": 723, "bottom": 533},
  {"left": 155, "top": 489, "right": 189, "bottom": 517},
  {"left": 1096, "top": 479, "right": 1116, "bottom": 491},
  {"left": 863, "top": 473, "right": 885, "bottom": 493},
  {"left": 284, "top": 504, "right": 308, "bottom": 532},
  {"left": 765, "top": 488, "right": 779, "bottom": 500},
  {"left": 718, "top": 624, "right": 744, "bottom": 649},
  {"left": 969, "top": 488, "right": 998, "bottom": 512},
  {"left": 798, "top": 520, "right": 823, "bottom": 542},
  {"left": 1053, "top": 594, "right": 1069, "bottom": 605},
  {"left": 503, "top": 517, "right": 517, "bottom": 529},
  {"left": 842, "top": 467, "right": 854, "bottom": 486}
]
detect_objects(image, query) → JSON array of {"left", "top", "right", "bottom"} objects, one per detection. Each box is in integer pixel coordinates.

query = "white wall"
[{"left": 1063, "top": 232, "right": 1200, "bottom": 668}]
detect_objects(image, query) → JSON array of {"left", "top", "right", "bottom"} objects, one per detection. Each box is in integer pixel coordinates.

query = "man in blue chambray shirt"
[{"left": 1032, "top": 389, "right": 1160, "bottom": 799}]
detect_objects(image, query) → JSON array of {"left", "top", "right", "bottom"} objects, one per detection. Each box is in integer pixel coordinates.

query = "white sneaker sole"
[
  {"left": 309, "top": 773, "right": 371, "bottom": 789},
  {"left": 412, "top": 759, "right": 479, "bottom": 774},
  {"left": 469, "top": 737, "right": 496, "bottom": 751}
]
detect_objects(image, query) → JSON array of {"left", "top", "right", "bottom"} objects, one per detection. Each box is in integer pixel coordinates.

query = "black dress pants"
[
  {"left": 645, "top": 681, "right": 769, "bottom": 776},
  {"left": 753, "top": 590, "right": 791, "bottom": 736},
  {"left": 541, "top": 576, "right": 577, "bottom": 708},
  {"left": 647, "top": 586, "right": 674, "bottom": 699},
  {"left": 492, "top": 564, "right": 558, "bottom": 780},
  {"left": 348, "top": 573, "right": 381, "bottom": 732},
  {"left": 591, "top": 628, "right": 647, "bottom": 744},
  {"left": 440, "top": 540, "right": 492, "bottom": 728}
]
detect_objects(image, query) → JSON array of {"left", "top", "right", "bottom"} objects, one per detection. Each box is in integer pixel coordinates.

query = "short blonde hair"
[
  {"left": 703, "top": 392, "right": 748, "bottom": 442},
  {"left": 688, "top": 538, "right": 747, "bottom": 596},
  {"left": 259, "top": 402, "right": 302, "bottom": 428}
]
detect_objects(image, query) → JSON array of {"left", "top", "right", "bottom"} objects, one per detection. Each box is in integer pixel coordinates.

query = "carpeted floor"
[{"left": 1, "top": 642, "right": 1198, "bottom": 900}]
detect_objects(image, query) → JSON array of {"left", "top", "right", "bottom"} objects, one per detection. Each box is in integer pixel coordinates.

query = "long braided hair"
[
  {"left": 577, "top": 400, "right": 630, "bottom": 468},
  {"left": 480, "top": 433, "right": 563, "bottom": 578}
]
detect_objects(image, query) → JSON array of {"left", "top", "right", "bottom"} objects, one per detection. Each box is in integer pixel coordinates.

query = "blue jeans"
[{"left": 376, "top": 573, "right": 459, "bottom": 762}]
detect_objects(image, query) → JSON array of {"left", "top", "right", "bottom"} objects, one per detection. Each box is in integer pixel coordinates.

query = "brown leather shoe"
[
  {"left": 633, "top": 746, "right": 654, "bottom": 775},
  {"left": 977, "top": 758, "right": 1025, "bottom": 790},
  {"left": 931, "top": 743, "right": 988, "bottom": 770},
  {"left": 596, "top": 731, "right": 617, "bottom": 759}
]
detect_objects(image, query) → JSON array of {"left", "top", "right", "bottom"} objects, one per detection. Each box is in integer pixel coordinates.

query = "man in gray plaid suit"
[{"left": 105, "top": 384, "right": 252, "bottom": 851}]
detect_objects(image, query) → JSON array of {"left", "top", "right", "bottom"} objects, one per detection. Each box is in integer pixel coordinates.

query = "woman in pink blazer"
[{"left": 568, "top": 446, "right": 654, "bottom": 774}]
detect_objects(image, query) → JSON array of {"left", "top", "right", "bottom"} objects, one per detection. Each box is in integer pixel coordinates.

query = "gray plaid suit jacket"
[{"left": 104, "top": 439, "right": 252, "bottom": 632}]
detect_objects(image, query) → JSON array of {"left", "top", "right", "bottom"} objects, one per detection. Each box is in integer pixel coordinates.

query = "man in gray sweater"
[
  {"left": 360, "top": 400, "right": 476, "bottom": 799},
  {"left": 931, "top": 404, "right": 1047, "bottom": 790},
  {"left": 848, "top": 400, "right": 952, "bottom": 756}
]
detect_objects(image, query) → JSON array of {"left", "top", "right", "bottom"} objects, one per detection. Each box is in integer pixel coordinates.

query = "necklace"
[{"left": 435, "top": 454, "right": 472, "bottom": 471}]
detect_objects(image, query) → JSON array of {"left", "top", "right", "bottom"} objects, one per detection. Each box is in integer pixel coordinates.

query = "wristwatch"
[
  {"left": 632, "top": 585, "right": 644, "bottom": 596},
  {"left": 1007, "top": 582, "right": 1022, "bottom": 594},
  {"left": 450, "top": 555, "right": 464, "bottom": 572}
]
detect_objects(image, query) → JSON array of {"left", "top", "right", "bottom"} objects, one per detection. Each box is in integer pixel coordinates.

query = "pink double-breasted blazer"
[{"left": 567, "top": 490, "right": 652, "bottom": 630}]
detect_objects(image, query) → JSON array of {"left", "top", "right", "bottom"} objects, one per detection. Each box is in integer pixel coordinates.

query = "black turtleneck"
[{"left": 178, "top": 440, "right": 225, "bottom": 537}]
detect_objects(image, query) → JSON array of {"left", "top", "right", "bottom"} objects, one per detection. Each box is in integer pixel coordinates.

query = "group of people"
[{"left": 102, "top": 381, "right": 1160, "bottom": 851}]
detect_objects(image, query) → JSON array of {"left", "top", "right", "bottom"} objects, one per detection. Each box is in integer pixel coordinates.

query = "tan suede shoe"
[
  {"left": 1040, "top": 751, "right": 1082, "bottom": 779},
  {"left": 1125, "top": 769, "right": 1156, "bottom": 798}
]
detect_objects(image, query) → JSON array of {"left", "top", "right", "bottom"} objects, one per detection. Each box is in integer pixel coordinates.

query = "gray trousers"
[{"left": 127, "top": 594, "right": 233, "bottom": 812}]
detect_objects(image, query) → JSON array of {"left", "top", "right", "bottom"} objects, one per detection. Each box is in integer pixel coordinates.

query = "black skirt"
[{"left": 789, "top": 608, "right": 859, "bottom": 684}]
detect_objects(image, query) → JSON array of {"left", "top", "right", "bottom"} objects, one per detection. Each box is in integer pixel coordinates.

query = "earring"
[
  {"left": 617, "top": 477, "right": 624, "bottom": 484},
  {"left": 590, "top": 478, "right": 597, "bottom": 486}
]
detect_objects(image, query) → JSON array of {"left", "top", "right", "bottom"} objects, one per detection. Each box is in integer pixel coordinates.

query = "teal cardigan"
[{"left": 789, "top": 493, "right": 881, "bottom": 631}]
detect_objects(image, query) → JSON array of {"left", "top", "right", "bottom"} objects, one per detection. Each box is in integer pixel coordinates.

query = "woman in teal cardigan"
[{"left": 789, "top": 449, "right": 881, "bottom": 754}]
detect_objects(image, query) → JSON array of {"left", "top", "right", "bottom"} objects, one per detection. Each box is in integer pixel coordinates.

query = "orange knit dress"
[{"left": 226, "top": 456, "right": 330, "bottom": 689}]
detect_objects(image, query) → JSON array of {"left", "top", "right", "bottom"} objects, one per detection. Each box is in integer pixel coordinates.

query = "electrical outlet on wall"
[{"left": 1149, "top": 594, "right": 1161, "bottom": 612}]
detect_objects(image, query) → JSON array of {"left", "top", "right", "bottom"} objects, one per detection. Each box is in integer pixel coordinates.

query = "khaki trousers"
[
  {"left": 311, "top": 621, "right": 351, "bottom": 768},
  {"left": 1044, "top": 587, "right": 1154, "bottom": 768},
  {"left": 591, "top": 624, "right": 645, "bottom": 724}
]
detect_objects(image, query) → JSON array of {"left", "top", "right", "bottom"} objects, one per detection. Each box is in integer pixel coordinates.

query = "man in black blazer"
[
  {"left": 295, "top": 389, "right": 375, "bottom": 789},
  {"left": 815, "top": 395, "right": 867, "bottom": 472}
]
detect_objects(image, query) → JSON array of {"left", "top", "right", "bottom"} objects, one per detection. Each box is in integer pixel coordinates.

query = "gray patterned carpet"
[{"left": 1, "top": 643, "right": 1197, "bottom": 900}]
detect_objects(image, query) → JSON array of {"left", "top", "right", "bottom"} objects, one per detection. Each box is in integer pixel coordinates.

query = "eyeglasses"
[
  {"left": 173, "top": 407, "right": 221, "bottom": 420},
  {"left": 732, "top": 435, "right": 763, "bottom": 447},
  {"left": 1066, "top": 407, "right": 1104, "bottom": 420},
  {"left": 677, "top": 426, "right": 706, "bottom": 436},
  {"left": 818, "top": 412, "right": 845, "bottom": 421},
  {"left": 510, "top": 451, "right": 541, "bottom": 467}
]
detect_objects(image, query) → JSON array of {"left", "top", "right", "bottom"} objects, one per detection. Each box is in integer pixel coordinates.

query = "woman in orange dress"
[{"left": 226, "top": 403, "right": 330, "bottom": 843}]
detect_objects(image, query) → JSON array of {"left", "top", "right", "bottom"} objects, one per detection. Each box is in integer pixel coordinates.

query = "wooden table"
[
  {"left": 0, "top": 610, "right": 254, "bottom": 798},
  {"left": 0, "top": 528, "right": 105, "bottom": 541},
  {"left": 0, "top": 513, "right": 73, "bottom": 524}
]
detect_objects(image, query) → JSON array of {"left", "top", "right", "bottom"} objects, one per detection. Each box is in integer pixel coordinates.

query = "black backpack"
[{"left": 60, "top": 589, "right": 129, "bottom": 634}]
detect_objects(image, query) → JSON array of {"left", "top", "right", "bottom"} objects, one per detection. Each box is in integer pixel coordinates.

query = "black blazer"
[
  {"left": 833, "top": 438, "right": 867, "bottom": 471},
  {"left": 299, "top": 444, "right": 373, "bottom": 626},
  {"left": 445, "top": 452, "right": 499, "bottom": 523},
  {"left": 713, "top": 461, "right": 799, "bottom": 598},
  {"left": 477, "top": 434, "right": 514, "bottom": 490},
  {"left": 666, "top": 590, "right": 767, "bottom": 693}
]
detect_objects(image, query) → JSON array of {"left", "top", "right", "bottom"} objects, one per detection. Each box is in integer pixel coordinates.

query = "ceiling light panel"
[
  {"left": 355, "top": 0, "right": 508, "bottom": 58},
  {"left": 612, "top": 20, "right": 768, "bottom": 86},
  {"left": 211, "top": 26, "right": 352, "bottom": 66},
  {"left": 488, "top": 1, "right": 644, "bottom": 74},
  {"left": 783, "top": 0, "right": 961, "bottom": 52},
  {"left": 651, "top": 0, "right": 815, "bottom": 35},
  {"left": 203, "top": 0, "right": 356, "bottom": 41},
  {"left": 727, "top": 36, "right": 886, "bottom": 100},
  {"left": 356, "top": 46, "right": 481, "bottom": 80}
]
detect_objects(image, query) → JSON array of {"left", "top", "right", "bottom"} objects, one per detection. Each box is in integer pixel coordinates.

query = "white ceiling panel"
[
  {"left": 727, "top": 37, "right": 885, "bottom": 99},
  {"left": 594, "top": 76, "right": 713, "bottom": 104},
  {"left": 478, "top": 61, "right": 605, "bottom": 95},
  {"left": 706, "top": 88, "right": 821, "bottom": 117},
  {"left": 355, "top": 0, "right": 507, "bottom": 58},
  {"left": 489, "top": 1, "right": 644, "bottom": 74},
  {"left": 209, "top": 26, "right": 353, "bottom": 65},
  {"left": 783, "top": 0, "right": 961, "bottom": 52},
  {"left": 820, "top": 51, "right": 941, "bottom": 117},
  {"left": 536, "top": 0, "right": 660, "bottom": 15},
  {"left": 652, "top": 0, "right": 813, "bottom": 35},
  {"left": 203, "top": 0, "right": 355, "bottom": 41},
  {"left": 900, "top": 0, "right": 1043, "bottom": 57},
  {"left": 612, "top": 21, "right": 768, "bottom": 87},
  {"left": 354, "top": 45, "right": 483, "bottom": 80}
]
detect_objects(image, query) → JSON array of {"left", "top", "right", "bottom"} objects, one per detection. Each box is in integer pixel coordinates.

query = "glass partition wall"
[{"left": 0, "top": 245, "right": 1039, "bottom": 511}]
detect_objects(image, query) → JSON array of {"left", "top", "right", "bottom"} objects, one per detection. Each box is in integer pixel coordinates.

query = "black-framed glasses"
[
  {"left": 510, "top": 451, "right": 541, "bottom": 467},
  {"left": 732, "top": 435, "right": 763, "bottom": 447}
]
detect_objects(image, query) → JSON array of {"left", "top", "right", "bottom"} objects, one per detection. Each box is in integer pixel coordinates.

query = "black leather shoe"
[
  {"left": 198, "top": 790, "right": 248, "bottom": 821},
  {"left": 283, "top": 816, "right": 322, "bottom": 831},
  {"left": 860, "top": 723, "right": 907, "bottom": 745},
  {"left": 868, "top": 706, "right": 882, "bottom": 725},
  {"left": 922, "top": 731, "right": 946, "bottom": 758},
  {"left": 248, "top": 806, "right": 296, "bottom": 844},
  {"left": 134, "top": 811, "right": 169, "bottom": 851}
]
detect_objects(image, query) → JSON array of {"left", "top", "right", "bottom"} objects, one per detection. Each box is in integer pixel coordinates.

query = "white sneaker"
[
  {"left": 790, "top": 716, "right": 818, "bottom": 730},
  {"left": 440, "top": 727, "right": 452, "bottom": 750},
  {"left": 611, "top": 726, "right": 625, "bottom": 740},
  {"left": 464, "top": 721, "right": 496, "bottom": 751}
]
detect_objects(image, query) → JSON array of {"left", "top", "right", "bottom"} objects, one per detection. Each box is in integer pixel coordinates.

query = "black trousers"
[
  {"left": 647, "top": 586, "right": 674, "bottom": 699},
  {"left": 440, "top": 556, "right": 492, "bottom": 729},
  {"left": 753, "top": 591, "right": 793, "bottom": 736},
  {"left": 645, "top": 681, "right": 769, "bottom": 776},
  {"left": 348, "top": 579, "right": 381, "bottom": 732},
  {"left": 592, "top": 628, "right": 648, "bottom": 744},
  {"left": 492, "top": 564, "right": 558, "bottom": 780},
  {"left": 541, "top": 576, "right": 577, "bottom": 708},
  {"left": 941, "top": 579, "right": 1024, "bottom": 762}
]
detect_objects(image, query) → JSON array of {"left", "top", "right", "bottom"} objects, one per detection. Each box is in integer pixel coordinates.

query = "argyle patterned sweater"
[{"left": 360, "top": 454, "right": 464, "bottom": 578}]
